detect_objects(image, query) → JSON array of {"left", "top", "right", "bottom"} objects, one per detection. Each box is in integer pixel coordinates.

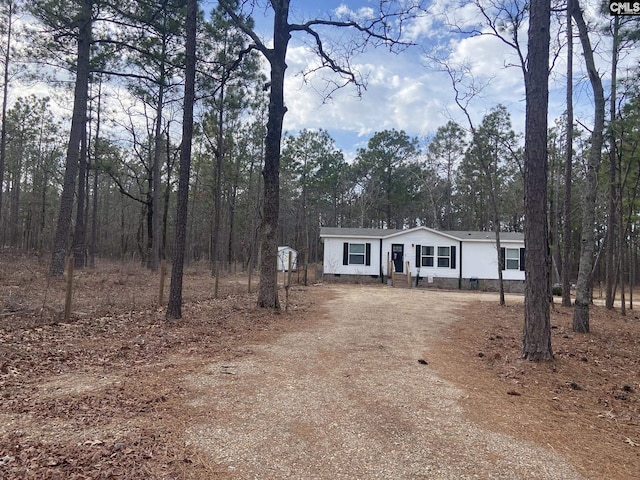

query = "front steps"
[{"left": 390, "top": 269, "right": 412, "bottom": 288}]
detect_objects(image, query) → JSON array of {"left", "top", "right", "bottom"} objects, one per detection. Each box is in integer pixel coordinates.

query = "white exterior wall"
[
  {"left": 322, "top": 236, "right": 381, "bottom": 275},
  {"left": 321, "top": 227, "right": 525, "bottom": 282},
  {"left": 462, "top": 241, "right": 525, "bottom": 280},
  {"left": 381, "top": 229, "right": 460, "bottom": 279}
]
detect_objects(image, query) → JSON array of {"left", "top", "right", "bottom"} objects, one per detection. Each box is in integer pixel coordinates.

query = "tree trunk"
[
  {"left": 227, "top": 150, "right": 241, "bottom": 269},
  {"left": 166, "top": 0, "right": 196, "bottom": 320},
  {"left": 211, "top": 83, "right": 224, "bottom": 275},
  {"left": 50, "top": 0, "right": 92, "bottom": 276},
  {"left": 619, "top": 209, "right": 626, "bottom": 315},
  {"left": 561, "top": 0, "right": 574, "bottom": 307},
  {"left": 72, "top": 115, "right": 88, "bottom": 267},
  {"left": 162, "top": 127, "right": 174, "bottom": 260},
  {"left": 605, "top": 16, "right": 620, "bottom": 310},
  {"left": 257, "top": 0, "right": 290, "bottom": 309},
  {"left": 89, "top": 75, "right": 102, "bottom": 269},
  {"left": 572, "top": 1, "right": 605, "bottom": 333},
  {"left": 9, "top": 160, "right": 20, "bottom": 248},
  {"left": 151, "top": 81, "right": 164, "bottom": 272},
  {"left": 0, "top": 0, "right": 14, "bottom": 245},
  {"left": 522, "top": 0, "right": 552, "bottom": 361}
]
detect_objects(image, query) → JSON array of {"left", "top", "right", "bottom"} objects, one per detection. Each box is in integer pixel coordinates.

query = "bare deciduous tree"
[
  {"left": 218, "top": 0, "right": 422, "bottom": 309},
  {"left": 572, "top": 0, "right": 605, "bottom": 334}
]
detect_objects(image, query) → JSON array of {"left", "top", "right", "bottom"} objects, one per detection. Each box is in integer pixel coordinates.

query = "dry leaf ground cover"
[
  {"left": 0, "top": 253, "right": 321, "bottom": 478},
  {"left": 0, "top": 252, "right": 638, "bottom": 478},
  {"left": 432, "top": 298, "right": 640, "bottom": 480}
]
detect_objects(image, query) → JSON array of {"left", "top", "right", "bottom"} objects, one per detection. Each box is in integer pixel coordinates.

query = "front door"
[{"left": 392, "top": 244, "right": 404, "bottom": 273}]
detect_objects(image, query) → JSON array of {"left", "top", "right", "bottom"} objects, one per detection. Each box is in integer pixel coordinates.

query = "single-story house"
[
  {"left": 319, "top": 226, "right": 526, "bottom": 292},
  {"left": 277, "top": 246, "right": 298, "bottom": 271}
]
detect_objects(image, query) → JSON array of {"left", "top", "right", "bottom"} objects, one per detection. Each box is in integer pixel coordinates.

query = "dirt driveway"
[{"left": 186, "top": 285, "right": 584, "bottom": 479}]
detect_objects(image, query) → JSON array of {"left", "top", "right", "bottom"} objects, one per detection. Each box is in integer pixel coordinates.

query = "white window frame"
[
  {"left": 349, "top": 243, "right": 366, "bottom": 265},
  {"left": 437, "top": 246, "right": 450, "bottom": 268},
  {"left": 420, "top": 245, "right": 434, "bottom": 267},
  {"left": 505, "top": 248, "right": 520, "bottom": 270}
]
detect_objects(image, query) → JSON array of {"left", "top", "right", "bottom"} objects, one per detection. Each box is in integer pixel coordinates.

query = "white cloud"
[
  {"left": 282, "top": 43, "right": 467, "bottom": 152},
  {"left": 274, "top": 0, "right": 640, "bottom": 155},
  {"left": 333, "top": 4, "right": 375, "bottom": 21}
]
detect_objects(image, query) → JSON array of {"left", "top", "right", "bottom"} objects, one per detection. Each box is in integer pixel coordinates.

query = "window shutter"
[
  {"left": 343, "top": 242, "right": 349, "bottom": 265},
  {"left": 416, "top": 245, "right": 421, "bottom": 267},
  {"left": 520, "top": 247, "right": 525, "bottom": 271},
  {"left": 500, "top": 247, "right": 505, "bottom": 271},
  {"left": 451, "top": 245, "right": 456, "bottom": 269},
  {"left": 365, "top": 243, "right": 371, "bottom": 266}
]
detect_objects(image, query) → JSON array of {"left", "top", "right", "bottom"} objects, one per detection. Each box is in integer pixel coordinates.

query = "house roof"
[
  {"left": 319, "top": 226, "right": 524, "bottom": 242},
  {"left": 441, "top": 231, "right": 524, "bottom": 241},
  {"left": 319, "top": 227, "right": 403, "bottom": 238}
]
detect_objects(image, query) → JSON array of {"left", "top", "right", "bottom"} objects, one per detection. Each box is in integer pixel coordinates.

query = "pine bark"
[
  {"left": 605, "top": 16, "right": 620, "bottom": 309},
  {"left": 522, "top": 0, "right": 552, "bottom": 361},
  {"left": 0, "top": 0, "right": 13, "bottom": 241},
  {"left": 166, "top": 0, "right": 196, "bottom": 320},
  {"left": 151, "top": 81, "right": 164, "bottom": 272},
  {"left": 72, "top": 119, "right": 88, "bottom": 267},
  {"left": 561, "top": 0, "right": 574, "bottom": 307},
  {"left": 50, "top": 0, "right": 92, "bottom": 276}
]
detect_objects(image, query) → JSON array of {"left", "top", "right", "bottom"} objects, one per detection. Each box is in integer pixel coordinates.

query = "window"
[
  {"left": 349, "top": 243, "right": 365, "bottom": 264},
  {"left": 416, "top": 244, "right": 456, "bottom": 269},
  {"left": 420, "top": 246, "right": 434, "bottom": 267},
  {"left": 505, "top": 248, "right": 520, "bottom": 270},
  {"left": 437, "top": 246, "right": 450, "bottom": 268},
  {"left": 500, "top": 247, "right": 525, "bottom": 271},
  {"left": 343, "top": 242, "right": 371, "bottom": 266}
]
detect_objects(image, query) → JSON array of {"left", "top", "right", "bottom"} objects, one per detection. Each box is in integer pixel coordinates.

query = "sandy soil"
[
  {"left": 1, "top": 254, "right": 638, "bottom": 478},
  {"left": 185, "top": 286, "right": 584, "bottom": 479}
]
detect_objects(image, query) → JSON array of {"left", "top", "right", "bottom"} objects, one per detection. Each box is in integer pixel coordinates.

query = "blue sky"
[
  {"left": 17, "top": 1, "right": 635, "bottom": 161},
  {"left": 237, "top": 0, "right": 638, "bottom": 159}
]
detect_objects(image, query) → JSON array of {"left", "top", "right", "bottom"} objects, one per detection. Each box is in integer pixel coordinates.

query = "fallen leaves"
[
  {"left": 0, "top": 254, "right": 320, "bottom": 479},
  {"left": 437, "top": 300, "right": 640, "bottom": 480}
]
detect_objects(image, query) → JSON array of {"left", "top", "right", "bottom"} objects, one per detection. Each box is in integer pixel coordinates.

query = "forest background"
[{"left": 0, "top": 0, "right": 639, "bottom": 311}]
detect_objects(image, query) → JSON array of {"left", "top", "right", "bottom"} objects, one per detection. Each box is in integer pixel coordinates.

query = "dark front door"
[{"left": 392, "top": 244, "right": 404, "bottom": 273}]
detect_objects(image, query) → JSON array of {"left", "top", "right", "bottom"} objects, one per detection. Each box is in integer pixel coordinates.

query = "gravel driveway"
[{"left": 186, "top": 285, "right": 585, "bottom": 479}]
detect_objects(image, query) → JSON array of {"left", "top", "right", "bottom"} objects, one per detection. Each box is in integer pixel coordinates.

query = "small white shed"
[{"left": 277, "top": 246, "right": 298, "bottom": 271}]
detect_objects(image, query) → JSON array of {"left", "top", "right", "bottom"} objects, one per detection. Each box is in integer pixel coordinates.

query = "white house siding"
[
  {"left": 462, "top": 241, "right": 525, "bottom": 281},
  {"left": 320, "top": 227, "right": 525, "bottom": 292},
  {"left": 323, "top": 236, "right": 381, "bottom": 276},
  {"left": 381, "top": 229, "right": 460, "bottom": 279}
]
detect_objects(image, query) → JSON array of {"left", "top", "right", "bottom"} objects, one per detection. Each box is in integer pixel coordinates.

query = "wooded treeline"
[{"left": 0, "top": 1, "right": 639, "bottom": 309}]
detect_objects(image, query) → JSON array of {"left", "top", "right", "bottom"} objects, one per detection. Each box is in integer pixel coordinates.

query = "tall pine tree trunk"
[
  {"left": 151, "top": 81, "right": 164, "bottom": 272},
  {"left": 72, "top": 116, "right": 88, "bottom": 267},
  {"left": 522, "top": 0, "right": 552, "bottom": 361},
  {"left": 50, "top": 0, "right": 92, "bottom": 276},
  {"left": 605, "top": 16, "right": 620, "bottom": 309},
  {"left": 561, "top": 0, "right": 574, "bottom": 307},
  {"left": 211, "top": 83, "right": 224, "bottom": 275},
  {"left": 89, "top": 75, "right": 103, "bottom": 269},
  {"left": 166, "top": 0, "right": 196, "bottom": 320},
  {"left": 0, "top": 0, "right": 14, "bottom": 245}
]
